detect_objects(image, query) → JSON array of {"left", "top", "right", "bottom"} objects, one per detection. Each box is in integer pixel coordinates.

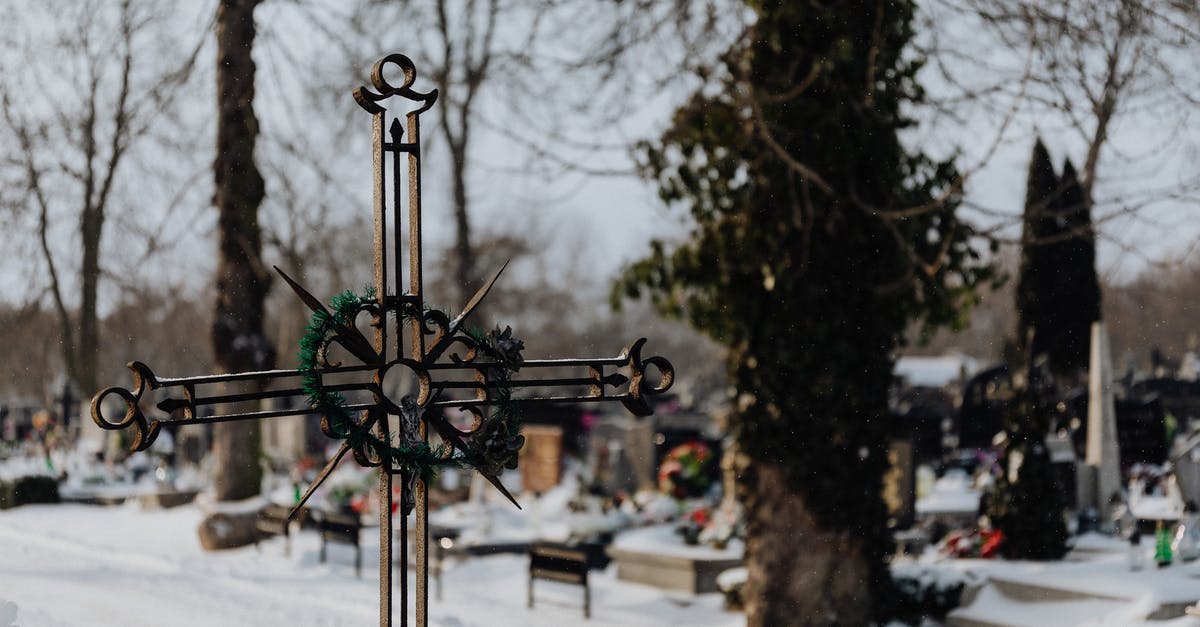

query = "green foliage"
[
  {"left": 1016, "top": 141, "right": 1100, "bottom": 377},
  {"left": 1050, "top": 161, "right": 1100, "bottom": 373},
  {"left": 987, "top": 365, "right": 1068, "bottom": 559},
  {"left": 1002, "top": 142, "right": 1090, "bottom": 555},
  {"left": 0, "top": 475, "right": 59, "bottom": 509},
  {"left": 297, "top": 290, "right": 524, "bottom": 481},
  {"left": 1016, "top": 140, "right": 1059, "bottom": 358},
  {"left": 616, "top": 0, "right": 993, "bottom": 618}
]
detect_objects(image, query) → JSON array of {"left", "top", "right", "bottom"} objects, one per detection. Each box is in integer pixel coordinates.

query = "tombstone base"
[
  {"left": 198, "top": 511, "right": 259, "bottom": 550},
  {"left": 138, "top": 490, "right": 199, "bottom": 510},
  {"left": 1076, "top": 463, "right": 1098, "bottom": 512},
  {"left": 607, "top": 525, "right": 743, "bottom": 594}
]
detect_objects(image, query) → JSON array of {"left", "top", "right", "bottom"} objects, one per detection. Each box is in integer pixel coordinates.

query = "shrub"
[
  {"left": 0, "top": 475, "right": 60, "bottom": 509},
  {"left": 891, "top": 564, "right": 967, "bottom": 625}
]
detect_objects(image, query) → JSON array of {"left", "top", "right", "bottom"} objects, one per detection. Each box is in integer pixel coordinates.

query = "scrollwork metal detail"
[
  {"left": 317, "top": 301, "right": 381, "bottom": 369},
  {"left": 619, "top": 338, "right": 675, "bottom": 416},
  {"left": 353, "top": 53, "right": 438, "bottom": 115},
  {"left": 91, "top": 361, "right": 162, "bottom": 451}
]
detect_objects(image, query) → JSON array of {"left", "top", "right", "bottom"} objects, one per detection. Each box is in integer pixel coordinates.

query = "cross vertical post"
[
  {"left": 367, "top": 84, "right": 393, "bottom": 627},
  {"left": 403, "top": 93, "right": 430, "bottom": 627}
]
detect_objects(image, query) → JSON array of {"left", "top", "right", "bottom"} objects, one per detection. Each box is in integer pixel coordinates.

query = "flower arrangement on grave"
[
  {"left": 657, "top": 440, "right": 715, "bottom": 500},
  {"left": 938, "top": 525, "right": 1004, "bottom": 559},
  {"left": 698, "top": 499, "right": 744, "bottom": 549},
  {"left": 676, "top": 506, "right": 710, "bottom": 545},
  {"left": 675, "top": 499, "right": 744, "bottom": 548}
]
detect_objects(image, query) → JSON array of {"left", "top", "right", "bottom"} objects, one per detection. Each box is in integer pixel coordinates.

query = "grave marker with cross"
[{"left": 91, "top": 53, "right": 674, "bottom": 627}]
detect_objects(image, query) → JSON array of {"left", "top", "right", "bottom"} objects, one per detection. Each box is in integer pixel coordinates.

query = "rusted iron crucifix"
[{"left": 91, "top": 54, "right": 673, "bottom": 627}]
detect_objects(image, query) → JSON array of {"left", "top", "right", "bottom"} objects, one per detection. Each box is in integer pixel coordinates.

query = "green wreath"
[{"left": 297, "top": 288, "right": 525, "bottom": 482}]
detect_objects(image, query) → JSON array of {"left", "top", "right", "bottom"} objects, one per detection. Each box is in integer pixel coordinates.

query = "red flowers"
[{"left": 940, "top": 528, "right": 1005, "bottom": 558}]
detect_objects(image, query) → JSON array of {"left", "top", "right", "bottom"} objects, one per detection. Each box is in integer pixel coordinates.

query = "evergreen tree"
[
  {"left": 999, "top": 144, "right": 1099, "bottom": 561},
  {"left": 1016, "top": 142, "right": 1101, "bottom": 379},
  {"left": 988, "top": 359, "right": 1069, "bottom": 559},
  {"left": 1051, "top": 160, "right": 1101, "bottom": 375},
  {"left": 616, "top": 2, "right": 992, "bottom": 622},
  {"left": 1016, "top": 139, "right": 1060, "bottom": 364}
]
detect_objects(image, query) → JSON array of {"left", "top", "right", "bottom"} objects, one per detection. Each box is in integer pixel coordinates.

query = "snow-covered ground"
[
  {"left": 5, "top": 475, "right": 1199, "bottom": 626},
  {"left": 916, "top": 470, "right": 981, "bottom": 516},
  {"left": 904, "top": 533, "right": 1200, "bottom": 627},
  {"left": 906, "top": 470, "right": 1200, "bottom": 625},
  {"left": 0, "top": 502, "right": 740, "bottom": 627}
]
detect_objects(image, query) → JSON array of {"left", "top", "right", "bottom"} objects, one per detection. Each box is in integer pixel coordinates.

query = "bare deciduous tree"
[
  {"left": 292, "top": 1, "right": 739, "bottom": 308},
  {"left": 209, "top": 0, "right": 272, "bottom": 506},
  {"left": 0, "top": 0, "right": 205, "bottom": 397},
  {"left": 922, "top": 0, "right": 1200, "bottom": 260}
]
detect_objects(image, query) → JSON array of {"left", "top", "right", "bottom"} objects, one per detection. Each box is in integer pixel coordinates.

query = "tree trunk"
[
  {"left": 451, "top": 140, "right": 475, "bottom": 305},
  {"left": 209, "top": 0, "right": 271, "bottom": 506},
  {"left": 78, "top": 206, "right": 102, "bottom": 396},
  {"left": 740, "top": 461, "right": 874, "bottom": 627}
]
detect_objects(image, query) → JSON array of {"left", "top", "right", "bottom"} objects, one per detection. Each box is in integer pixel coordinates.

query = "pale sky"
[{"left": 2, "top": 1, "right": 1197, "bottom": 318}]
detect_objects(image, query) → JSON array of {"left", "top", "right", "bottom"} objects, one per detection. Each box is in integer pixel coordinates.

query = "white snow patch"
[
  {"left": 916, "top": 470, "right": 981, "bottom": 515},
  {"left": 0, "top": 502, "right": 741, "bottom": 626},
  {"left": 611, "top": 524, "right": 744, "bottom": 560},
  {"left": 895, "top": 354, "right": 979, "bottom": 388}
]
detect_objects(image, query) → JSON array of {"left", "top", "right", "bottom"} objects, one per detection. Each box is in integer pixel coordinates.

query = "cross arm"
[
  {"left": 90, "top": 361, "right": 382, "bottom": 452},
  {"left": 427, "top": 337, "right": 674, "bottom": 418}
]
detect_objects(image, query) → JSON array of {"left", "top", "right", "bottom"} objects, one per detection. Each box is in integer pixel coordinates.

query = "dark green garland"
[
  {"left": 298, "top": 288, "right": 524, "bottom": 481},
  {"left": 460, "top": 324, "right": 526, "bottom": 476}
]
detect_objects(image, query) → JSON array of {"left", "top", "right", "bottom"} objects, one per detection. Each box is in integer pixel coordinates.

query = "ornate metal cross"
[{"left": 90, "top": 53, "right": 673, "bottom": 627}]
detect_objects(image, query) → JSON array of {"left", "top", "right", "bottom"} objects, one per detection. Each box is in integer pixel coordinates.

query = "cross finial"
[{"left": 353, "top": 53, "right": 438, "bottom": 114}]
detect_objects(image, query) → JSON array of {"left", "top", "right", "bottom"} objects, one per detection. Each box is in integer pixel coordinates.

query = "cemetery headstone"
[
  {"left": 587, "top": 414, "right": 656, "bottom": 493},
  {"left": 519, "top": 424, "right": 563, "bottom": 495},
  {"left": 882, "top": 438, "right": 915, "bottom": 529},
  {"left": 1084, "top": 322, "right": 1123, "bottom": 511}
]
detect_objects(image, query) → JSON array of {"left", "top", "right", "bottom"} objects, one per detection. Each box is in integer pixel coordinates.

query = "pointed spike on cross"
[
  {"left": 453, "top": 259, "right": 509, "bottom": 330},
  {"left": 274, "top": 265, "right": 378, "bottom": 364},
  {"left": 424, "top": 260, "right": 510, "bottom": 363}
]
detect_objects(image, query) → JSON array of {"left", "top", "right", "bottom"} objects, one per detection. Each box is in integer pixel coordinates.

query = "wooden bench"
[
  {"left": 254, "top": 504, "right": 295, "bottom": 556},
  {"left": 316, "top": 510, "right": 362, "bottom": 578},
  {"left": 528, "top": 541, "right": 591, "bottom": 619}
]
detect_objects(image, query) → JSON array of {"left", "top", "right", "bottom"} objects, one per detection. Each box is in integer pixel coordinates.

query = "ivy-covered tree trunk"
[
  {"left": 209, "top": 0, "right": 272, "bottom": 505},
  {"left": 618, "top": 2, "right": 991, "bottom": 623},
  {"left": 740, "top": 461, "right": 876, "bottom": 625}
]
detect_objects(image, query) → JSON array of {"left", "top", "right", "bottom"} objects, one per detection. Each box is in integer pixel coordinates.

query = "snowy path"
[{"left": 0, "top": 504, "right": 741, "bottom": 627}]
